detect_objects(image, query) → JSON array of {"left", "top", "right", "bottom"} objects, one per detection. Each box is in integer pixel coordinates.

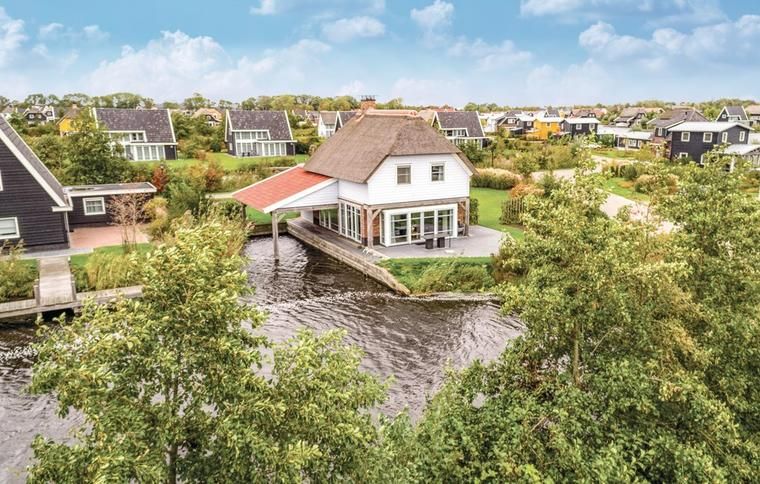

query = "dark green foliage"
[
  {"left": 0, "top": 242, "right": 36, "bottom": 302},
  {"left": 64, "top": 111, "right": 132, "bottom": 185},
  {"left": 469, "top": 197, "right": 479, "bottom": 225},
  {"left": 460, "top": 142, "right": 485, "bottom": 164}
]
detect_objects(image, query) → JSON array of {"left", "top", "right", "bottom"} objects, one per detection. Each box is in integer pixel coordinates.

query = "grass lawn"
[
  {"left": 245, "top": 207, "right": 299, "bottom": 225},
  {"left": 603, "top": 177, "right": 650, "bottom": 202},
  {"left": 593, "top": 148, "right": 637, "bottom": 160},
  {"left": 471, "top": 187, "right": 525, "bottom": 240},
  {"left": 70, "top": 243, "right": 153, "bottom": 270},
  {"left": 163, "top": 152, "right": 309, "bottom": 171},
  {"left": 378, "top": 256, "right": 494, "bottom": 293}
]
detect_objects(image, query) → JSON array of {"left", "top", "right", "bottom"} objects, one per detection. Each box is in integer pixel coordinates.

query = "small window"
[
  {"left": 679, "top": 152, "right": 689, "bottom": 159},
  {"left": 657, "top": 128, "right": 664, "bottom": 136},
  {"left": 703, "top": 132, "right": 713, "bottom": 143},
  {"left": 130, "top": 132, "right": 144, "bottom": 142},
  {"left": 739, "top": 131, "right": 746, "bottom": 142},
  {"left": 83, "top": 197, "right": 106, "bottom": 216},
  {"left": 575, "top": 124, "right": 581, "bottom": 131},
  {"left": 721, "top": 132, "right": 728, "bottom": 143},
  {"left": 431, "top": 163, "right": 445, "bottom": 182},
  {"left": 0, "top": 217, "right": 19, "bottom": 239},
  {"left": 396, "top": 165, "right": 411, "bottom": 185},
  {"left": 681, "top": 132, "right": 690, "bottom": 142}
]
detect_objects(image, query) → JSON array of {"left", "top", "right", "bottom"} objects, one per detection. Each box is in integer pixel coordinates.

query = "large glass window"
[
  {"left": 437, "top": 209, "right": 453, "bottom": 236},
  {"left": 319, "top": 209, "right": 339, "bottom": 232},
  {"left": 339, "top": 202, "right": 361, "bottom": 242},
  {"left": 396, "top": 165, "right": 411, "bottom": 184},
  {"left": 382, "top": 206, "right": 457, "bottom": 246},
  {"left": 391, "top": 214, "right": 408, "bottom": 244}
]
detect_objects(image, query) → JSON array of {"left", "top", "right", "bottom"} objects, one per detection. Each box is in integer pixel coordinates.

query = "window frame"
[
  {"left": 678, "top": 152, "right": 689, "bottom": 159},
  {"left": 703, "top": 132, "right": 713, "bottom": 143},
  {"left": 396, "top": 165, "right": 411, "bottom": 185},
  {"left": 739, "top": 130, "right": 746, "bottom": 142},
  {"left": 83, "top": 197, "right": 106, "bottom": 216},
  {"left": 431, "top": 163, "right": 445, "bottom": 182},
  {"left": 0, "top": 170, "right": 3, "bottom": 191},
  {"left": 0, "top": 217, "right": 20, "bottom": 239},
  {"left": 721, "top": 132, "right": 728, "bottom": 143},
  {"left": 681, "top": 132, "right": 690, "bottom": 142}
]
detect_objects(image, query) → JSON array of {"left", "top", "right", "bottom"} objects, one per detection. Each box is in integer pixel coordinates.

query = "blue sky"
[{"left": 1, "top": 0, "right": 759, "bottom": 106}]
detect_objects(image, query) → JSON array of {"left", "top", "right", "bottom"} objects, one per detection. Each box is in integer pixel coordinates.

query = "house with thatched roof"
[{"left": 233, "top": 113, "right": 476, "bottom": 255}]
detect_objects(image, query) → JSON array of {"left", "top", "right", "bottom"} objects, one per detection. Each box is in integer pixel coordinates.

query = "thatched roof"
[{"left": 304, "top": 114, "right": 474, "bottom": 184}]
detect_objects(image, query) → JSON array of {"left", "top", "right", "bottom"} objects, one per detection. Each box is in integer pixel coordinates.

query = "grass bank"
[
  {"left": 138, "top": 152, "right": 309, "bottom": 171},
  {"left": 378, "top": 257, "right": 496, "bottom": 294},
  {"left": 471, "top": 187, "right": 524, "bottom": 240},
  {"left": 602, "top": 177, "right": 650, "bottom": 202}
]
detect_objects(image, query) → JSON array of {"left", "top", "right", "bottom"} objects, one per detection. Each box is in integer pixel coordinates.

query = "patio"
[
  {"left": 69, "top": 225, "right": 150, "bottom": 250},
  {"left": 374, "top": 225, "right": 505, "bottom": 259}
]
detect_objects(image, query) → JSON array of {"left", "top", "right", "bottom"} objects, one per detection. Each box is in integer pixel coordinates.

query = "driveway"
[{"left": 69, "top": 225, "right": 150, "bottom": 249}]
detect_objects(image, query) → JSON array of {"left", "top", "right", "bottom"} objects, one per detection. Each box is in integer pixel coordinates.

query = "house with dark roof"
[
  {"left": 614, "top": 107, "right": 647, "bottom": 127},
  {"left": 23, "top": 105, "right": 56, "bottom": 125},
  {"left": 650, "top": 108, "right": 707, "bottom": 145},
  {"left": 667, "top": 122, "right": 751, "bottom": 163},
  {"left": 559, "top": 117, "right": 599, "bottom": 138},
  {"left": 0, "top": 116, "right": 71, "bottom": 250},
  {"left": 0, "top": 116, "right": 160, "bottom": 251},
  {"left": 225, "top": 110, "right": 295, "bottom": 157},
  {"left": 233, "top": 113, "right": 476, "bottom": 255},
  {"left": 431, "top": 111, "right": 487, "bottom": 148},
  {"left": 716, "top": 106, "right": 749, "bottom": 125},
  {"left": 93, "top": 108, "right": 177, "bottom": 161}
]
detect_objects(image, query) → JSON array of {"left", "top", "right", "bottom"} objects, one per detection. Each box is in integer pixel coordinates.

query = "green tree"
[
  {"left": 26, "top": 134, "right": 67, "bottom": 178},
  {"left": 408, "top": 168, "right": 758, "bottom": 481},
  {"left": 64, "top": 111, "right": 132, "bottom": 184},
  {"left": 182, "top": 92, "right": 211, "bottom": 110},
  {"left": 30, "top": 216, "right": 393, "bottom": 483}
]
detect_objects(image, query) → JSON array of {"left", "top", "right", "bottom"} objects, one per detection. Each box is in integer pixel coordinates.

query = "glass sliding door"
[
  {"left": 338, "top": 202, "right": 361, "bottom": 242},
  {"left": 391, "top": 213, "right": 409, "bottom": 244},
  {"left": 381, "top": 204, "right": 458, "bottom": 246}
]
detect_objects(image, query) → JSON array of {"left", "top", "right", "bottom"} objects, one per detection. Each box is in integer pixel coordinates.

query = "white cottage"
[{"left": 233, "top": 113, "right": 476, "bottom": 255}]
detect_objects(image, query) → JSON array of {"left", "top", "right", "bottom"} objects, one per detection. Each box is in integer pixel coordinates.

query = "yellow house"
[
  {"left": 57, "top": 105, "right": 81, "bottom": 136},
  {"left": 531, "top": 116, "right": 564, "bottom": 140}
]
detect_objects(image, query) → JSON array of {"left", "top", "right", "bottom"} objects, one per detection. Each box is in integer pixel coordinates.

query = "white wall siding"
[
  {"left": 337, "top": 180, "right": 369, "bottom": 204},
  {"left": 277, "top": 182, "right": 338, "bottom": 211},
  {"left": 365, "top": 154, "right": 471, "bottom": 205}
]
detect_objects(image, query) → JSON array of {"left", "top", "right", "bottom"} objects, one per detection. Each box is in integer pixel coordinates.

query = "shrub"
[
  {"left": 500, "top": 198, "right": 525, "bottom": 225},
  {"left": 460, "top": 142, "right": 485, "bottom": 164},
  {"left": 415, "top": 260, "right": 494, "bottom": 293},
  {"left": 167, "top": 180, "right": 205, "bottom": 218},
  {"left": 620, "top": 163, "right": 649, "bottom": 181},
  {"left": 75, "top": 251, "right": 142, "bottom": 292},
  {"left": 510, "top": 183, "right": 544, "bottom": 199},
  {"left": 0, "top": 242, "right": 36, "bottom": 303},
  {"left": 536, "top": 172, "right": 563, "bottom": 196},
  {"left": 151, "top": 165, "right": 170, "bottom": 193},
  {"left": 471, "top": 168, "right": 521, "bottom": 189},
  {"left": 634, "top": 173, "right": 678, "bottom": 194},
  {"left": 469, "top": 198, "right": 480, "bottom": 225},
  {"left": 144, "top": 197, "right": 170, "bottom": 239},
  {"left": 513, "top": 151, "right": 541, "bottom": 177}
]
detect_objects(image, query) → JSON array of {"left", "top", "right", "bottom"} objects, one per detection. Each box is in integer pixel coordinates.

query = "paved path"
[{"left": 37, "top": 257, "right": 75, "bottom": 306}]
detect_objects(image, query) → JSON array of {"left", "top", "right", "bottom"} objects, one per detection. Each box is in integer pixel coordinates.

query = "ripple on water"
[{"left": 0, "top": 234, "right": 522, "bottom": 481}]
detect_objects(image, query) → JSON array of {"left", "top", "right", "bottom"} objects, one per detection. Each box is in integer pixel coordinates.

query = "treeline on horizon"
[{"left": 1, "top": 92, "right": 758, "bottom": 115}]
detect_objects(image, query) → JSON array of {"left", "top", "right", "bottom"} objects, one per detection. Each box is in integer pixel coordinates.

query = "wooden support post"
[
  {"left": 464, "top": 198, "right": 470, "bottom": 236},
  {"left": 272, "top": 210, "right": 280, "bottom": 261},
  {"left": 366, "top": 206, "right": 373, "bottom": 249}
]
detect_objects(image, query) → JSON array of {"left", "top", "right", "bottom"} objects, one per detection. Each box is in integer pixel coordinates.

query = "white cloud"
[
  {"left": 39, "top": 22, "right": 63, "bottom": 39},
  {"left": 88, "top": 31, "right": 331, "bottom": 100},
  {"left": 337, "top": 80, "right": 365, "bottom": 96},
  {"left": 321, "top": 16, "right": 385, "bottom": 43},
  {"left": 250, "top": 0, "right": 277, "bottom": 15},
  {"left": 448, "top": 38, "right": 532, "bottom": 71},
  {"left": 83, "top": 25, "right": 109, "bottom": 41},
  {"left": 0, "top": 7, "right": 27, "bottom": 67},
  {"left": 521, "top": 0, "right": 724, "bottom": 26},
  {"left": 579, "top": 15, "right": 760, "bottom": 66},
  {"left": 410, "top": 0, "right": 453, "bottom": 46}
]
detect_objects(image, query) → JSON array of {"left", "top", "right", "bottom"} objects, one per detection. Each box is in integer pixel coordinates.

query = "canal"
[{"left": 0, "top": 235, "right": 521, "bottom": 481}]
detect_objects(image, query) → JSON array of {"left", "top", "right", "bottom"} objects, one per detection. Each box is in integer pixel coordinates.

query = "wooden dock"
[{"left": 0, "top": 254, "right": 143, "bottom": 321}]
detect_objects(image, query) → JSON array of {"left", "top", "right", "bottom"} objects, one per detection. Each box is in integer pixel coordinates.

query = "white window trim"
[
  {"left": 678, "top": 152, "right": 689, "bottom": 159},
  {"left": 0, "top": 217, "right": 20, "bottom": 239},
  {"left": 381, "top": 203, "right": 458, "bottom": 247},
  {"left": 681, "top": 132, "right": 690, "bottom": 142},
  {"left": 703, "top": 132, "right": 713, "bottom": 143},
  {"left": 721, "top": 132, "right": 728, "bottom": 143},
  {"left": 396, "top": 165, "right": 411, "bottom": 185},
  {"left": 739, "top": 131, "right": 746, "bottom": 142},
  {"left": 83, "top": 197, "right": 106, "bottom": 216},
  {"left": 431, "top": 163, "right": 445, "bottom": 182},
  {"left": 0, "top": 170, "right": 3, "bottom": 191}
]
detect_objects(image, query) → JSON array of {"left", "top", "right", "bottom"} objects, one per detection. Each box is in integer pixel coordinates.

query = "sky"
[{"left": 0, "top": 0, "right": 759, "bottom": 107}]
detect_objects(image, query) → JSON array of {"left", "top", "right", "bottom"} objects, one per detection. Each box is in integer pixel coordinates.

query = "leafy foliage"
[{"left": 0, "top": 241, "right": 36, "bottom": 302}]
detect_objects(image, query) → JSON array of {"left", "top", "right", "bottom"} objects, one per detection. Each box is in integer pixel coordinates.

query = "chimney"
[{"left": 360, "top": 95, "right": 376, "bottom": 111}]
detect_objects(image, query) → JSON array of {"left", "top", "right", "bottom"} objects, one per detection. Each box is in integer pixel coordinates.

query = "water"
[{"left": 0, "top": 235, "right": 521, "bottom": 480}]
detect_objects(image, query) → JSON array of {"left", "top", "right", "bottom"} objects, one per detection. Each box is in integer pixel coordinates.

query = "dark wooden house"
[
  {"left": 93, "top": 108, "right": 178, "bottom": 162},
  {"left": 559, "top": 117, "right": 600, "bottom": 137},
  {"left": 667, "top": 122, "right": 751, "bottom": 162},
  {"left": 0, "top": 116, "right": 71, "bottom": 251},
  {"left": 65, "top": 182, "right": 157, "bottom": 228}
]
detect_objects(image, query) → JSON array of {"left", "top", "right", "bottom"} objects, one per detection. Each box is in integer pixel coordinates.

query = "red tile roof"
[{"left": 233, "top": 166, "right": 332, "bottom": 213}]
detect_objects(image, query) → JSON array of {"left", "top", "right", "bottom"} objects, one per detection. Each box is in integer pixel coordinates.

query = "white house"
[{"left": 233, "top": 113, "right": 476, "bottom": 254}]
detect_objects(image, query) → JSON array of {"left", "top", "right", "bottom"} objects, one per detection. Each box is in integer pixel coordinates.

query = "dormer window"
[{"left": 130, "top": 132, "right": 145, "bottom": 142}]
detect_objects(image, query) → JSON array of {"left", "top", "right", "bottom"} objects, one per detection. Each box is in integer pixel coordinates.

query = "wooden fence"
[{"left": 500, "top": 198, "right": 525, "bottom": 225}]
